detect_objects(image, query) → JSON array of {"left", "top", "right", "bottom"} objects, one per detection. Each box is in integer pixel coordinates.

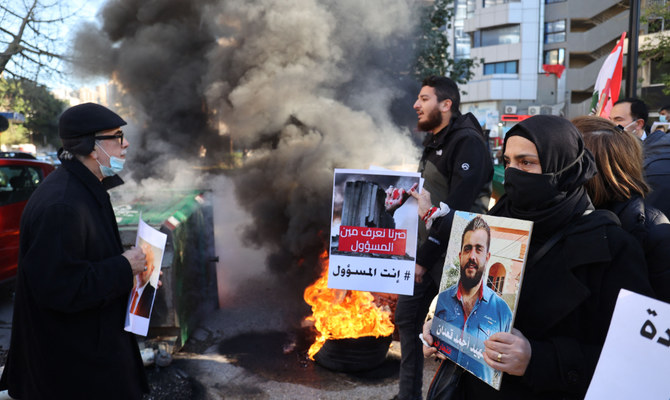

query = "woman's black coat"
[{"left": 454, "top": 210, "right": 654, "bottom": 399}]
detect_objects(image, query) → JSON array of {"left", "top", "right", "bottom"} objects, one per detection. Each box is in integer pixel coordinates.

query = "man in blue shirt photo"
[{"left": 432, "top": 215, "right": 512, "bottom": 386}]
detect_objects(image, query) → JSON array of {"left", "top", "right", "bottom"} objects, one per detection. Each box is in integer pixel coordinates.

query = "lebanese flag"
[{"left": 589, "top": 32, "right": 626, "bottom": 118}]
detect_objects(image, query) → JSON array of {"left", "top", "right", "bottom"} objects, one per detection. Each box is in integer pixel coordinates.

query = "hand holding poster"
[
  {"left": 124, "top": 218, "right": 167, "bottom": 336},
  {"left": 430, "top": 211, "right": 532, "bottom": 389},
  {"left": 328, "top": 168, "right": 421, "bottom": 295},
  {"left": 585, "top": 289, "right": 670, "bottom": 400}
]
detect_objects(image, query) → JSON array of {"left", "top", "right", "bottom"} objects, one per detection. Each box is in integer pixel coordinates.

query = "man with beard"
[
  {"left": 394, "top": 76, "right": 493, "bottom": 400},
  {"left": 432, "top": 215, "right": 512, "bottom": 386}
]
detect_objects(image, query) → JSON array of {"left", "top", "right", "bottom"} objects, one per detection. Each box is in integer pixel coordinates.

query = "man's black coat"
[{"left": 0, "top": 157, "right": 148, "bottom": 399}]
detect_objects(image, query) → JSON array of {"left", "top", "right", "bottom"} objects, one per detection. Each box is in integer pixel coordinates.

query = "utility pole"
[{"left": 626, "top": 0, "right": 641, "bottom": 98}]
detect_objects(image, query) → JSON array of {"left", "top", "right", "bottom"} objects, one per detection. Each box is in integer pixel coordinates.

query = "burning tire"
[{"left": 313, "top": 335, "right": 392, "bottom": 372}]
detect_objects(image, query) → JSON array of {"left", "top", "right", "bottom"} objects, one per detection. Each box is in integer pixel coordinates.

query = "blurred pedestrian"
[
  {"left": 659, "top": 104, "right": 670, "bottom": 122},
  {"left": 573, "top": 115, "right": 670, "bottom": 303},
  {"left": 0, "top": 103, "right": 150, "bottom": 399},
  {"left": 393, "top": 76, "right": 492, "bottom": 400},
  {"left": 422, "top": 115, "right": 653, "bottom": 399}
]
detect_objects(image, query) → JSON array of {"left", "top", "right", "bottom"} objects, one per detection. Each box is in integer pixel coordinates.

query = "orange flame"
[{"left": 303, "top": 253, "right": 395, "bottom": 359}]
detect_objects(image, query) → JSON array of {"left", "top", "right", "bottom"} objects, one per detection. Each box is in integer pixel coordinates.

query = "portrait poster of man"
[
  {"left": 124, "top": 218, "right": 167, "bottom": 336},
  {"left": 431, "top": 211, "right": 533, "bottom": 389},
  {"left": 328, "top": 168, "right": 422, "bottom": 295}
]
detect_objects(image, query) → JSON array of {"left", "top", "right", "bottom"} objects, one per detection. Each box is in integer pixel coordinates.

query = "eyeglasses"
[{"left": 94, "top": 131, "right": 124, "bottom": 145}]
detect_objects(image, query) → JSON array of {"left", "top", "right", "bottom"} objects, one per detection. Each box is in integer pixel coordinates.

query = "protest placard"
[
  {"left": 585, "top": 289, "right": 670, "bottom": 400},
  {"left": 328, "top": 168, "right": 421, "bottom": 295},
  {"left": 431, "top": 211, "right": 532, "bottom": 389}
]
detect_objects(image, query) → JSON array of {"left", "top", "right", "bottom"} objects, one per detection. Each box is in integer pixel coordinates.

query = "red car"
[{"left": 0, "top": 157, "right": 56, "bottom": 282}]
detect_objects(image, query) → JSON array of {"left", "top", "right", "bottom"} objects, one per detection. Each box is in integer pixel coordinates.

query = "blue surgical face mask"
[
  {"left": 95, "top": 143, "right": 125, "bottom": 177},
  {"left": 660, "top": 115, "right": 667, "bottom": 123}
]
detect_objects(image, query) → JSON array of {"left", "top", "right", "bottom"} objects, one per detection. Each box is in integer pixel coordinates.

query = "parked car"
[
  {"left": 0, "top": 151, "right": 37, "bottom": 160},
  {"left": 0, "top": 157, "right": 55, "bottom": 282}
]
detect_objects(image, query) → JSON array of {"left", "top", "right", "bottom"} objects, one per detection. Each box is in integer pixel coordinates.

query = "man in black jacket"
[
  {"left": 393, "top": 76, "right": 493, "bottom": 400},
  {"left": 610, "top": 98, "right": 670, "bottom": 217},
  {"left": 0, "top": 103, "right": 151, "bottom": 399}
]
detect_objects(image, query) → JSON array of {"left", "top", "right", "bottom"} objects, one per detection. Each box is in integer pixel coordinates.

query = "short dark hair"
[
  {"left": 422, "top": 75, "right": 461, "bottom": 117},
  {"left": 615, "top": 97, "right": 649, "bottom": 124},
  {"left": 659, "top": 104, "right": 670, "bottom": 113},
  {"left": 461, "top": 215, "right": 490, "bottom": 252}
]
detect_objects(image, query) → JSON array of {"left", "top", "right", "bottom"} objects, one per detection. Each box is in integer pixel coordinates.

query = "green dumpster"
[
  {"left": 112, "top": 189, "right": 218, "bottom": 348},
  {"left": 492, "top": 164, "right": 505, "bottom": 201}
]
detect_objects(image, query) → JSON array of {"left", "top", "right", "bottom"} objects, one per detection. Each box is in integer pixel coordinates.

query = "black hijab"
[{"left": 489, "top": 115, "right": 597, "bottom": 247}]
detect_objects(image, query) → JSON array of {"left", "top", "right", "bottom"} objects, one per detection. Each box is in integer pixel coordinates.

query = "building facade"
[{"left": 448, "top": 0, "right": 669, "bottom": 141}]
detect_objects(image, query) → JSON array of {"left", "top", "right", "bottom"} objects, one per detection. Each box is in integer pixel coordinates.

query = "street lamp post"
[{"left": 626, "top": 0, "right": 641, "bottom": 98}]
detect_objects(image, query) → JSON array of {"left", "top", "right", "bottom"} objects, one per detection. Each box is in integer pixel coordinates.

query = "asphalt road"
[{"left": 0, "top": 276, "right": 440, "bottom": 400}]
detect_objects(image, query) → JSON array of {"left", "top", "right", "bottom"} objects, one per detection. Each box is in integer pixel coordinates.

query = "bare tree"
[{"left": 0, "top": 0, "right": 77, "bottom": 84}]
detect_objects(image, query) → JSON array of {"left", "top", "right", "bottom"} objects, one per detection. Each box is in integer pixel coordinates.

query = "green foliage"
[
  {"left": 641, "top": 4, "right": 670, "bottom": 95},
  {"left": 0, "top": 78, "right": 68, "bottom": 147},
  {"left": 413, "top": 0, "right": 478, "bottom": 84},
  {"left": 442, "top": 259, "right": 461, "bottom": 289}
]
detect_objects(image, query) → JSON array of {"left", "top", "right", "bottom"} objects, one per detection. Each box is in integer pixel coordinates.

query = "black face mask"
[
  {"left": 503, "top": 146, "right": 585, "bottom": 210},
  {"left": 503, "top": 167, "right": 563, "bottom": 210}
]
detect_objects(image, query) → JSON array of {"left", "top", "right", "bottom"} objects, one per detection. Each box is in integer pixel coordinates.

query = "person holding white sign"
[
  {"left": 0, "top": 103, "right": 151, "bottom": 399},
  {"left": 422, "top": 115, "right": 653, "bottom": 399}
]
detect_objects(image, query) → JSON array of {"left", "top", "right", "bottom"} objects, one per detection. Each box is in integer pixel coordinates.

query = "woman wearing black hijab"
[{"left": 423, "top": 115, "right": 654, "bottom": 399}]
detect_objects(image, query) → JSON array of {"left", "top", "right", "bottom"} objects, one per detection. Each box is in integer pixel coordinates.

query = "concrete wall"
[{"left": 461, "top": 0, "right": 541, "bottom": 103}]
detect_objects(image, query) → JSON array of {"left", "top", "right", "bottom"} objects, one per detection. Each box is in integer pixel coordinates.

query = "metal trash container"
[{"left": 112, "top": 189, "right": 218, "bottom": 348}]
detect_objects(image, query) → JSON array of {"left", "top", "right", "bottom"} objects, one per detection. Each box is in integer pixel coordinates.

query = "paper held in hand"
[{"left": 124, "top": 218, "right": 167, "bottom": 336}]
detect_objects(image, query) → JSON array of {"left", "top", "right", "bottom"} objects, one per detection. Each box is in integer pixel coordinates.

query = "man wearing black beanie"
[{"left": 0, "top": 103, "right": 151, "bottom": 399}]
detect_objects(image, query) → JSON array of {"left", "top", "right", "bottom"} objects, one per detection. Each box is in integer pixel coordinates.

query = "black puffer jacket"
[
  {"left": 416, "top": 112, "right": 493, "bottom": 283},
  {"left": 643, "top": 129, "right": 670, "bottom": 218},
  {"left": 607, "top": 195, "right": 670, "bottom": 303}
]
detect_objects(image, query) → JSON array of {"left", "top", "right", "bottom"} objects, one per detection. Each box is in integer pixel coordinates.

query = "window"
[
  {"left": 648, "top": 17, "right": 666, "bottom": 33},
  {"left": 474, "top": 25, "right": 520, "bottom": 47},
  {"left": 545, "top": 20, "right": 566, "bottom": 43},
  {"left": 487, "top": 275, "right": 505, "bottom": 295},
  {"left": 544, "top": 48, "right": 565, "bottom": 65},
  {"left": 650, "top": 60, "right": 670, "bottom": 85},
  {"left": 483, "top": 60, "right": 518, "bottom": 75},
  {"left": 646, "top": 0, "right": 669, "bottom": 33},
  {"left": 0, "top": 166, "right": 43, "bottom": 206},
  {"left": 483, "top": 0, "right": 520, "bottom": 6}
]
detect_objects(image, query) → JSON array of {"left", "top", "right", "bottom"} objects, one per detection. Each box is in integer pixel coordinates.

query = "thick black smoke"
[{"left": 71, "top": 0, "right": 421, "bottom": 289}]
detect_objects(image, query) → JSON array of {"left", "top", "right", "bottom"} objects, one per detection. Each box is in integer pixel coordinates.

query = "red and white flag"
[{"left": 589, "top": 32, "right": 626, "bottom": 118}]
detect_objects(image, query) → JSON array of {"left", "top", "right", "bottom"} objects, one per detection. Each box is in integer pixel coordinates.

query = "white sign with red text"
[{"left": 328, "top": 169, "right": 421, "bottom": 295}]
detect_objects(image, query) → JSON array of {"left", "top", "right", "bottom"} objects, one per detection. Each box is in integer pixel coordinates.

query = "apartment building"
[{"left": 448, "top": 0, "right": 669, "bottom": 139}]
